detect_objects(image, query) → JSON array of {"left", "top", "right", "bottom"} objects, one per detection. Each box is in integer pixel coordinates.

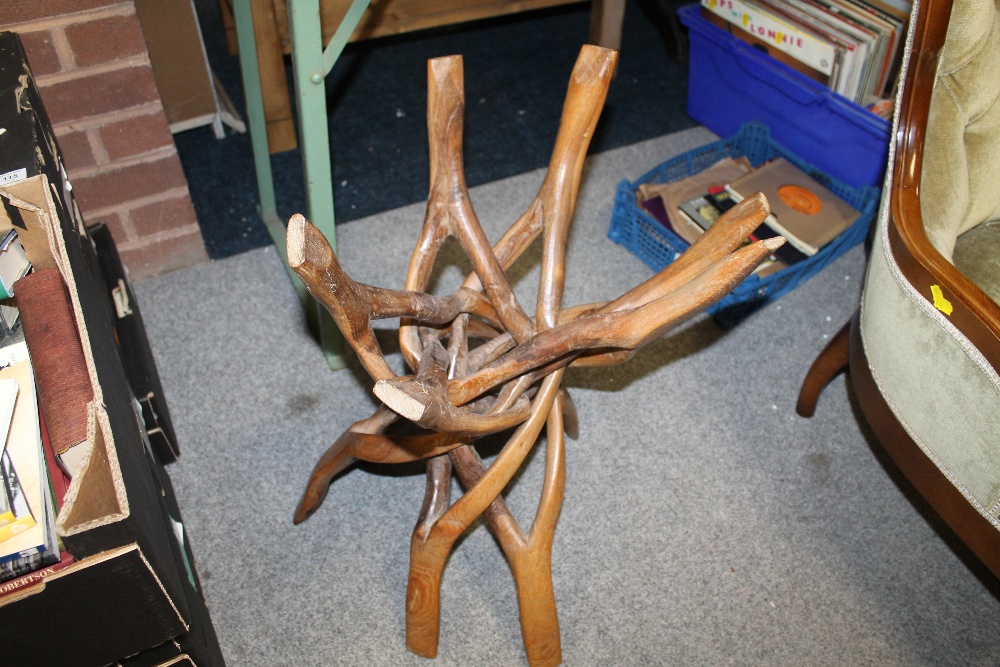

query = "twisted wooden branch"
[
  {"left": 288, "top": 214, "right": 502, "bottom": 381},
  {"left": 375, "top": 235, "right": 783, "bottom": 426}
]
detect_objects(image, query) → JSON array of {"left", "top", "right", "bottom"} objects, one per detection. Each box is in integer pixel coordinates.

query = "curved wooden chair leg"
[
  {"left": 796, "top": 320, "right": 851, "bottom": 417},
  {"left": 510, "top": 545, "right": 561, "bottom": 667},
  {"left": 451, "top": 385, "right": 567, "bottom": 667},
  {"left": 406, "top": 455, "right": 454, "bottom": 659},
  {"left": 293, "top": 406, "right": 399, "bottom": 524}
]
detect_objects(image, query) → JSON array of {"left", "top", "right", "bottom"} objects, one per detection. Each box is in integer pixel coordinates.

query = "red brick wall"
[{"left": 2, "top": 0, "right": 209, "bottom": 280}]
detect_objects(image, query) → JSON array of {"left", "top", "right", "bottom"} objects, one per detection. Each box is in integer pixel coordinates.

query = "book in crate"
[{"left": 607, "top": 122, "right": 881, "bottom": 326}]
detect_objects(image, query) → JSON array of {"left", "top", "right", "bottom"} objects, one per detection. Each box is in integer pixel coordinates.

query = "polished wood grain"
[
  {"left": 795, "top": 322, "right": 849, "bottom": 418},
  {"left": 288, "top": 44, "right": 780, "bottom": 666}
]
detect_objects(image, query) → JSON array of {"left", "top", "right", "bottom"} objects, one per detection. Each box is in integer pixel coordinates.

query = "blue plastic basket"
[{"left": 607, "top": 122, "right": 881, "bottom": 326}]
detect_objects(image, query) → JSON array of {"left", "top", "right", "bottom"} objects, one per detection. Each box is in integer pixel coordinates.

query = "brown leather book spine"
[{"left": 13, "top": 269, "right": 93, "bottom": 454}]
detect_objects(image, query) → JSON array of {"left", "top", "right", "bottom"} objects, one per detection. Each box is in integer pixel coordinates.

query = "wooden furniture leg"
[
  {"left": 590, "top": 0, "right": 627, "bottom": 77},
  {"left": 406, "top": 371, "right": 564, "bottom": 662},
  {"left": 218, "top": 0, "right": 239, "bottom": 55},
  {"left": 251, "top": 0, "right": 298, "bottom": 153},
  {"left": 443, "top": 405, "right": 567, "bottom": 667},
  {"left": 590, "top": 0, "right": 627, "bottom": 50},
  {"left": 796, "top": 321, "right": 850, "bottom": 417},
  {"left": 251, "top": 0, "right": 629, "bottom": 154}
]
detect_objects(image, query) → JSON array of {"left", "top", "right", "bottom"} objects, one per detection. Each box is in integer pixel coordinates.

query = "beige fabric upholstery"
[
  {"left": 862, "top": 224, "right": 1000, "bottom": 523},
  {"left": 919, "top": 0, "right": 1000, "bottom": 275},
  {"left": 859, "top": 0, "right": 1000, "bottom": 529},
  {"left": 953, "top": 220, "right": 1000, "bottom": 302}
]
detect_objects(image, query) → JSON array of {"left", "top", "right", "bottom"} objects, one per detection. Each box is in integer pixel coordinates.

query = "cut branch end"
[
  {"left": 375, "top": 380, "right": 429, "bottom": 421},
  {"left": 286, "top": 213, "right": 308, "bottom": 267},
  {"left": 763, "top": 236, "right": 786, "bottom": 252}
]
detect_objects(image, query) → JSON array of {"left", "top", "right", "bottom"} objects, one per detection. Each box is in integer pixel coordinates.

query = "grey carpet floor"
[{"left": 135, "top": 127, "right": 1000, "bottom": 666}]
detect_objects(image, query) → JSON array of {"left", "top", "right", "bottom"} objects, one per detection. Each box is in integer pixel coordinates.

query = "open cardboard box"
[
  {"left": 0, "top": 173, "right": 125, "bottom": 543},
  {"left": 0, "top": 173, "right": 197, "bottom": 666}
]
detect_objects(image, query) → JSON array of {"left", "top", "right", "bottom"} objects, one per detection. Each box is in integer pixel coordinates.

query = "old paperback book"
[{"left": 727, "top": 157, "right": 860, "bottom": 255}]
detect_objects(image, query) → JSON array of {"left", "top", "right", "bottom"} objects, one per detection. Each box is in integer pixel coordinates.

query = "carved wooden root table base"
[{"left": 288, "top": 45, "right": 780, "bottom": 667}]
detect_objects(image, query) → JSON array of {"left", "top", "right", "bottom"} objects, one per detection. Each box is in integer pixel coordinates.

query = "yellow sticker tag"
[{"left": 930, "top": 284, "right": 953, "bottom": 316}]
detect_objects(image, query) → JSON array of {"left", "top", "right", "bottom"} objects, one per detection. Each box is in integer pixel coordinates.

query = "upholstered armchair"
[{"left": 797, "top": 0, "right": 1000, "bottom": 578}]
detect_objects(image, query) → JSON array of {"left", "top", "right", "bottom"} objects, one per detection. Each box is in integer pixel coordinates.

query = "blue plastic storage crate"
[
  {"left": 678, "top": 4, "right": 891, "bottom": 190},
  {"left": 607, "top": 122, "right": 880, "bottom": 326}
]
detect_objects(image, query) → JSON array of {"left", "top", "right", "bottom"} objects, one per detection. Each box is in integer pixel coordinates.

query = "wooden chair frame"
[{"left": 797, "top": 0, "right": 1000, "bottom": 579}]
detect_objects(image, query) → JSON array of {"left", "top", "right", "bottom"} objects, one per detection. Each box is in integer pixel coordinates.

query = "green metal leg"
[
  {"left": 287, "top": 0, "right": 370, "bottom": 248},
  {"left": 233, "top": 0, "right": 368, "bottom": 370},
  {"left": 232, "top": 1, "right": 301, "bottom": 291},
  {"left": 284, "top": 0, "right": 370, "bottom": 369}
]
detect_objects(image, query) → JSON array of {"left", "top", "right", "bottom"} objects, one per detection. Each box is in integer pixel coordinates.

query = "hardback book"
[
  {"left": 0, "top": 549, "right": 73, "bottom": 603},
  {"left": 13, "top": 269, "right": 93, "bottom": 457},
  {"left": 0, "top": 493, "right": 59, "bottom": 581},
  {"left": 39, "top": 410, "right": 70, "bottom": 507},
  {"left": 727, "top": 158, "right": 860, "bottom": 255}
]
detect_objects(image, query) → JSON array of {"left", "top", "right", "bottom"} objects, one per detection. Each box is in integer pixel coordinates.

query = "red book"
[
  {"left": 0, "top": 550, "right": 75, "bottom": 603},
  {"left": 13, "top": 269, "right": 93, "bottom": 455}
]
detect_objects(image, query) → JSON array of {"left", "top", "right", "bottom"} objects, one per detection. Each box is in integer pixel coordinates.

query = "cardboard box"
[
  {"left": 86, "top": 221, "right": 181, "bottom": 464},
  {"left": 0, "top": 33, "right": 223, "bottom": 666},
  {"left": 0, "top": 32, "right": 78, "bottom": 231},
  {"left": 0, "top": 545, "right": 189, "bottom": 666}
]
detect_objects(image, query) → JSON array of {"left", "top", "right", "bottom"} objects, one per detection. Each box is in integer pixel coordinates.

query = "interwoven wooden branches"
[{"left": 288, "top": 45, "right": 780, "bottom": 667}]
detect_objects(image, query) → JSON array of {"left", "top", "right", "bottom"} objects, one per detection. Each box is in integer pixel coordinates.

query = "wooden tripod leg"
[
  {"left": 796, "top": 320, "right": 850, "bottom": 417},
  {"left": 511, "top": 388, "right": 566, "bottom": 667},
  {"left": 434, "top": 377, "right": 566, "bottom": 667},
  {"left": 407, "top": 455, "right": 454, "bottom": 659},
  {"left": 293, "top": 406, "right": 399, "bottom": 524},
  {"left": 445, "top": 444, "right": 560, "bottom": 666},
  {"left": 405, "top": 372, "right": 561, "bottom": 659},
  {"left": 510, "top": 545, "right": 561, "bottom": 667}
]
